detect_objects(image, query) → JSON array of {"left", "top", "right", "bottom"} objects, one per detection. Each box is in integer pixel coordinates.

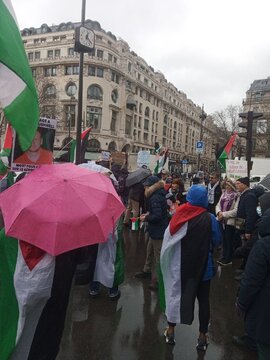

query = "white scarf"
[{"left": 208, "top": 182, "right": 219, "bottom": 204}]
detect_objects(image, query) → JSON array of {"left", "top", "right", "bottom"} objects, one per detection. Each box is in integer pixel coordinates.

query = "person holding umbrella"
[
  {"left": 0, "top": 164, "right": 125, "bottom": 360},
  {"left": 124, "top": 167, "right": 151, "bottom": 226}
]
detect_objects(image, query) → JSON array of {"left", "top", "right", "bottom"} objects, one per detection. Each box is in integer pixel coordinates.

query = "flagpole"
[{"left": 75, "top": 0, "right": 86, "bottom": 165}]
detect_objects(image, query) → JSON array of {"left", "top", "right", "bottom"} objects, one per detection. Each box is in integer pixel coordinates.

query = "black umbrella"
[
  {"left": 259, "top": 174, "right": 270, "bottom": 191},
  {"left": 126, "top": 168, "right": 151, "bottom": 187}
]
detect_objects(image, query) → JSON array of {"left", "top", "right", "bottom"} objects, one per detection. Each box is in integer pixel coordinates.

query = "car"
[{"left": 250, "top": 175, "right": 266, "bottom": 188}]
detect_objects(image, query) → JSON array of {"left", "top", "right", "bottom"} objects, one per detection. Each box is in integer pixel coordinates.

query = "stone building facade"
[
  {"left": 243, "top": 78, "right": 270, "bottom": 157},
  {"left": 21, "top": 20, "right": 217, "bottom": 170}
]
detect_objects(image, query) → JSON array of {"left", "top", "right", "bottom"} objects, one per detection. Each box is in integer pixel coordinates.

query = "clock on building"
[{"left": 74, "top": 26, "right": 95, "bottom": 53}]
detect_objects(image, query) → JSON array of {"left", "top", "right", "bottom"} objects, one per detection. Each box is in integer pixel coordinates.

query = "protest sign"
[
  {"left": 226, "top": 159, "right": 248, "bottom": 179},
  {"left": 137, "top": 150, "right": 150, "bottom": 168},
  {"left": 11, "top": 117, "right": 57, "bottom": 173}
]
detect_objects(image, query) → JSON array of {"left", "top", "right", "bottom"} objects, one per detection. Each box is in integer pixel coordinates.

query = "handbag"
[{"left": 235, "top": 217, "right": 245, "bottom": 231}]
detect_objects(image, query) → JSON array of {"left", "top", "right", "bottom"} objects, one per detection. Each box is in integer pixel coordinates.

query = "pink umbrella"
[{"left": 0, "top": 163, "right": 125, "bottom": 255}]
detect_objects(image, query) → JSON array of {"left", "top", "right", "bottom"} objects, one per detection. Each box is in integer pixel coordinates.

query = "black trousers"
[
  {"left": 168, "top": 280, "right": 211, "bottom": 334},
  {"left": 222, "top": 224, "right": 236, "bottom": 262},
  {"left": 197, "top": 280, "right": 211, "bottom": 334}
]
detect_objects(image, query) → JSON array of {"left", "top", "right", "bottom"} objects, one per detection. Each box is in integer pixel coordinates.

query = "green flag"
[{"left": 0, "top": 0, "right": 39, "bottom": 151}]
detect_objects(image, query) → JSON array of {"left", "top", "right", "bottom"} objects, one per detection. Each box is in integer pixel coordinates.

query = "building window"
[
  {"left": 68, "top": 48, "right": 74, "bottom": 56},
  {"left": 86, "top": 107, "right": 102, "bottom": 129},
  {"left": 65, "top": 105, "right": 76, "bottom": 129},
  {"left": 111, "top": 89, "right": 118, "bottom": 103},
  {"left": 44, "top": 67, "right": 56, "bottom": 77},
  {"left": 108, "top": 141, "right": 117, "bottom": 151},
  {"left": 111, "top": 111, "right": 118, "bottom": 132},
  {"left": 32, "top": 68, "right": 36, "bottom": 77},
  {"left": 108, "top": 53, "right": 112, "bottom": 62},
  {"left": 113, "top": 57, "right": 117, "bottom": 64},
  {"left": 97, "top": 50, "right": 103, "bottom": 59},
  {"left": 34, "top": 39, "right": 40, "bottom": 44},
  {"left": 128, "top": 62, "right": 131, "bottom": 72},
  {"left": 66, "top": 82, "right": 77, "bottom": 96},
  {"left": 44, "top": 84, "right": 56, "bottom": 98},
  {"left": 34, "top": 51, "right": 40, "bottom": 59},
  {"left": 55, "top": 49, "right": 61, "bottom": 57},
  {"left": 125, "top": 115, "right": 132, "bottom": 136},
  {"left": 88, "top": 66, "right": 96, "bottom": 76},
  {"left": 111, "top": 71, "right": 120, "bottom": 84},
  {"left": 65, "top": 65, "right": 79, "bottom": 75},
  {"left": 87, "top": 85, "right": 103, "bottom": 101},
  {"left": 88, "top": 48, "right": 95, "bottom": 57},
  {"left": 96, "top": 68, "right": 104, "bottom": 78},
  {"left": 87, "top": 138, "right": 101, "bottom": 151},
  {"left": 28, "top": 52, "right": 33, "bottom": 61},
  {"left": 47, "top": 50, "right": 53, "bottom": 58},
  {"left": 145, "top": 107, "right": 150, "bottom": 117},
  {"left": 143, "top": 133, "right": 148, "bottom": 142},
  {"left": 144, "top": 119, "right": 149, "bottom": 131}
]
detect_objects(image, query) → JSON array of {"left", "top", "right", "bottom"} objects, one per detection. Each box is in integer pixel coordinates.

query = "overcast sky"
[{"left": 12, "top": 0, "right": 270, "bottom": 114}]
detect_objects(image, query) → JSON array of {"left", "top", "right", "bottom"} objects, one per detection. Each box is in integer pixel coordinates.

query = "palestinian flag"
[
  {"left": 0, "top": 229, "right": 55, "bottom": 360},
  {"left": 131, "top": 217, "right": 139, "bottom": 231},
  {"left": 159, "top": 203, "right": 211, "bottom": 324},
  {"left": 0, "top": 0, "right": 39, "bottom": 152},
  {"left": 69, "top": 127, "right": 92, "bottom": 163},
  {"left": 218, "top": 133, "right": 237, "bottom": 171},
  {"left": 154, "top": 147, "right": 169, "bottom": 175},
  {"left": 0, "top": 122, "right": 13, "bottom": 176},
  {"left": 93, "top": 218, "right": 124, "bottom": 288}
]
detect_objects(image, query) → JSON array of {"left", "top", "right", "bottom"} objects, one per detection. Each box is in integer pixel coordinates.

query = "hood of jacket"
[
  {"left": 259, "top": 208, "right": 270, "bottom": 237},
  {"left": 259, "top": 192, "right": 270, "bottom": 215},
  {"left": 186, "top": 185, "right": 208, "bottom": 208},
  {"left": 145, "top": 180, "right": 165, "bottom": 198}
]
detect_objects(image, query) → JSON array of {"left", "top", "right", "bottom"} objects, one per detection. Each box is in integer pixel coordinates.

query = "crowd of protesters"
[
  {"left": 1, "top": 159, "right": 270, "bottom": 360},
  {"left": 113, "top": 163, "right": 270, "bottom": 358}
]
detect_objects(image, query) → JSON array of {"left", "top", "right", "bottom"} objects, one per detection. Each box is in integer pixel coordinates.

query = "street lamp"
[{"left": 197, "top": 105, "right": 207, "bottom": 171}]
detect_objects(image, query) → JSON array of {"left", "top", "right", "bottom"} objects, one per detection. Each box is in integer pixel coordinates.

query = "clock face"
[{"left": 79, "top": 27, "right": 94, "bottom": 49}]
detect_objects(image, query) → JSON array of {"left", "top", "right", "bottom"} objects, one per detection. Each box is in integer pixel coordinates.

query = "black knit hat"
[{"left": 237, "top": 177, "right": 250, "bottom": 187}]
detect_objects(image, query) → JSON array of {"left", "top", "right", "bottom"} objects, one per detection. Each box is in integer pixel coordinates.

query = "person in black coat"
[
  {"left": 140, "top": 176, "right": 168, "bottom": 290},
  {"left": 235, "top": 177, "right": 259, "bottom": 239},
  {"left": 236, "top": 207, "right": 270, "bottom": 359},
  {"left": 207, "top": 172, "right": 222, "bottom": 215}
]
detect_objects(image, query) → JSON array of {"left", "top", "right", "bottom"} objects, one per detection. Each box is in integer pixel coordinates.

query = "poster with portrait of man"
[{"left": 11, "top": 117, "right": 57, "bottom": 173}]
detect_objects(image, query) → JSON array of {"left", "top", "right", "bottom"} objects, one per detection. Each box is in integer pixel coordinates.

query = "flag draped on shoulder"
[
  {"left": 218, "top": 133, "right": 237, "bottom": 171},
  {"left": 0, "top": 229, "right": 55, "bottom": 360},
  {"left": 159, "top": 203, "right": 211, "bottom": 324},
  {"left": 0, "top": 0, "right": 39, "bottom": 151}
]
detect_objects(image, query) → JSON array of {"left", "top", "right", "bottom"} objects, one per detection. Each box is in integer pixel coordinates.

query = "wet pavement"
[{"left": 58, "top": 228, "right": 258, "bottom": 360}]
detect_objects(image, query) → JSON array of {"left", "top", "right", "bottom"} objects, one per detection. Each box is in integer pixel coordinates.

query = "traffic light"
[{"left": 238, "top": 111, "right": 263, "bottom": 176}]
